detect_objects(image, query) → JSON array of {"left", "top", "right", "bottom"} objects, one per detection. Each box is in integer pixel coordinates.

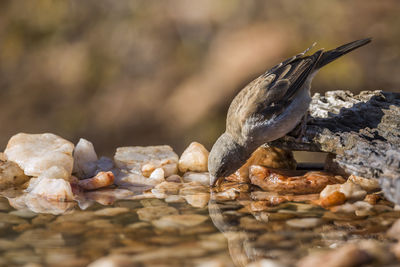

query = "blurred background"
[{"left": 0, "top": 0, "right": 399, "bottom": 156}]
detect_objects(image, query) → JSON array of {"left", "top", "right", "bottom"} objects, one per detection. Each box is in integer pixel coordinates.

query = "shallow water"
[{"left": 0, "top": 185, "right": 399, "bottom": 267}]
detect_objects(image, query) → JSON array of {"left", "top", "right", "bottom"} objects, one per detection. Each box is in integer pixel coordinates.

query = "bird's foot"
[{"left": 290, "top": 113, "right": 309, "bottom": 142}]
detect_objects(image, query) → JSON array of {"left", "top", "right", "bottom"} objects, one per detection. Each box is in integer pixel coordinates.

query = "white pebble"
[
  {"left": 178, "top": 142, "right": 209, "bottom": 172},
  {"left": 73, "top": 138, "right": 98, "bottom": 178},
  {"left": 4, "top": 133, "right": 74, "bottom": 177}
]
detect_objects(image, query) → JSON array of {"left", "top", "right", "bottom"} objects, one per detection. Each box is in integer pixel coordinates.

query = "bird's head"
[{"left": 208, "top": 133, "right": 248, "bottom": 186}]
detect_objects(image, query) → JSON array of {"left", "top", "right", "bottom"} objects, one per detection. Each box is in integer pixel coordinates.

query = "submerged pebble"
[{"left": 286, "top": 218, "right": 322, "bottom": 228}]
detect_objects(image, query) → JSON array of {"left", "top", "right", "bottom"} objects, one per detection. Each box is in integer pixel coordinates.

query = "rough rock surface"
[
  {"left": 4, "top": 133, "right": 74, "bottom": 177},
  {"left": 270, "top": 91, "right": 400, "bottom": 203},
  {"left": 0, "top": 160, "right": 29, "bottom": 190}
]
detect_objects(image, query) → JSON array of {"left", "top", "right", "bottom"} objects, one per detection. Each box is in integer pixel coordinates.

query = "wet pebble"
[
  {"left": 4, "top": 133, "right": 74, "bottom": 177},
  {"left": 152, "top": 214, "right": 208, "bottom": 230},
  {"left": 73, "top": 138, "right": 98, "bottom": 179},
  {"left": 9, "top": 209, "right": 37, "bottom": 219},
  {"left": 94, "top": 207, "right": 129, "bottom": 217},
  {"left": 286, "top": 218, "right": 322, "bottom": 228},
  {"left": 182, "top": 172, "right": 209, "bottom": 186},
  {"left": 137, "top": 206, "right": 178, "bottom": 221},
  {"left": 178, "top": 142, "right": 209, "bottom": 173},
  {"left": 183, "top": 193, "right": 210, "bottom": 208},
  {"left": 0, "top": 160, "right": 29, "bottom": 190}
]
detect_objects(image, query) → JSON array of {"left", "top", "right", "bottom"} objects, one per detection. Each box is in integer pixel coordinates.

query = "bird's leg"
[{"left": 290, "top": 112, "right": 309, "bottom": 142}]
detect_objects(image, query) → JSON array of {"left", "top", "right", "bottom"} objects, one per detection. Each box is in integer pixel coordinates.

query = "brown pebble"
[
  {"left": 364, "top": 194, "right": 381, "bottom": 205},
  {"left": 320, "top": 191, "right": 346, "bottom": 208},
  {"left": 249, "top": 165, "right": 344, "bottom": 194},
  {"left": 78, "top": 171, "right": 114, "bottom": 190}
]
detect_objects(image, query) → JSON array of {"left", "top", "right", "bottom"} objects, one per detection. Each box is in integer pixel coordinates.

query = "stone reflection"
[
  {"left": 208, "top": 158, "right": 400, "bottom": 266},
  {"left": 1, "top": 133, "right": 400, "bottom": 266}
]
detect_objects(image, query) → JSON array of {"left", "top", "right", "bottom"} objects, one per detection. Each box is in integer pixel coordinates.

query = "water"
[{"left": 0, "top": 184, "right": 399, "bottom": 267}]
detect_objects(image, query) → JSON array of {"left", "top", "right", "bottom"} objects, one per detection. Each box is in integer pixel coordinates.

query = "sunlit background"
[{"left": 1, "top": 0, "right": 399, "bottom": 156}]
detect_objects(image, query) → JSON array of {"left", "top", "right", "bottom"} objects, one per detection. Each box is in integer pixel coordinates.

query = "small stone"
[
  {"left": 321, "top": 180, "right": 367, "bottom": 201},
  {"left": 388, "top": 219, "right": 400, "bottom": 240},
  {"left": 320, "top": 191, "right": 347, "bottom": 208},
  {"left": 247, "top": 259, "right": 287, "bottom": 267},
  {"left": 165, "top": 195, "right": 185, "bottom": 203},
  {"left": 151, "top": 181, "right": 182, "bottom": 198},
  {"left": 87, "top": 255, "right": 133, "bottom": 267},
  {"left": 17, "top": 229, "right": 65, "bottom": 248},
  {"left": 297, "top": 243, "right": 371, "bottom": 267},
  {"left": 165, "top": 174, "right": 182, "bottom": 183},
  {"left": 364, "top": 194, "right": 381, "bottom": 205},
  {"left": 149, "top": 168, "right": 165, "bottom": 181},
  {"left": 84, "top": 188, "right": 134, "bottom": 206},
  {"left": 9, "top": 209, "right": 37, "bottom": 219},
  {"left": 115, "top": 170, "right": 159, "bottom": 187},
  {"left": 353, "top": 201, "right": 374, "bottom": 217},
  {"left": 183, "top": 193, "right": 210, "bottom": 208},
  {"left": 0, "top": 160, "right": 29, "bottom": 190},
  {"left": 339, "top": 181, "right": 367, "bottom": 200},
  {"left": 179, "top": 182, "right": 208, "bottom": 195},
  {"left": 6, "top": 194, "right": 71, "bottom": 215},
  {"left": 239, "top": 216, "right": 269, "bottom": 231},
  {"left": 238, "top": 146, "right": 297, "bottom": 180},
  {"left": 0, "top": 198, "right": 12, "bottom": 211},
  {"left": 392, "top": 241, "right": 400, "bottom": 261},
  {"left": 0, "top": 212, "right": 27, "bottom": 224},
  {"left": 94, "top": 207, "right": 129, "bottom": 217},
  {"left": 4, "top": 133, "right": 74, "bottom": 176},
  {"left": 182, "top": 172, "right": 209, "bottom": 186},
  {"left": 213, "top": 188, "right": 238, "bottom": 201},
  {"left": 286, "top": 218, "right": 322, "bottom": 228},
  {"left": 137, "top": 206, "right": 178, "bottom": 221},
  {"left": 78, "top": 171, "right": 114, "bottom": 190},
  {"left": 178, "top": 142, "right": 209, "bottom": 173},
  {"left": 26, "top": 177, "right": 74, "bottom": 201},
  {"left": 38, "top": 165, "right": 70, "bottom": 181},
  {"left": 140, "top": 199, "right": 168, "bottom": 207},
  {"left": 73, "top": 138, "right": 98, "bottom": 178},
  {"left": 152, "top": 214, "right": 208, "bottom": 230},
  {"left": 86, "top": 219, "right": 114, "bottom": 228},
  {"left": 250, "top": 165, "right": 343, "bottom": 194},
  {"left": 114, "top": 145, "right": 178, "bottom": 179},
  {"left": 348, "top": 175, "right": 380, "bottom": 192}
]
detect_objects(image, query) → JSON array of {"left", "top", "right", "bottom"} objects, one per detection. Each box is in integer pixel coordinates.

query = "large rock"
[
  {"left": 4, "top": 133, "right": 74, "bottom": 177},
  {"left": 270, "top": 91, "right": 400, "bottom": 204}
]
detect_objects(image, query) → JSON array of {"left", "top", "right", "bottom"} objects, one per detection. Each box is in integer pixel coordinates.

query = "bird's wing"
[{"left": 226, "top": 46, "right": 322, "bottom": 137}]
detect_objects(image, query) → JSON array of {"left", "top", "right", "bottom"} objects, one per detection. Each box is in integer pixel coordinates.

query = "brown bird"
[{"left": 208, "top": 38, "right": 371, "bottom": 186}]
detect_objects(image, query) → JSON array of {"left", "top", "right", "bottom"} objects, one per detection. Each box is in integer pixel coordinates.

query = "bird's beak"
[{"left": 209, "top": 174, "right": 223, "bottom": 187}]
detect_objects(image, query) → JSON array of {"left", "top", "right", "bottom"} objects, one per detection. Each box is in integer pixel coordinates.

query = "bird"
[{"left": 208, "top": 38, "right": 371, "bottom": 186}]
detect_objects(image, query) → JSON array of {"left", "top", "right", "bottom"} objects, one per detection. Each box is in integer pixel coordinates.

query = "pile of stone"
[
  {"left": 0, "top": 133, "right": 210, "bottom": 213},
  {"left": 0, "top": 132, "right": 389, "bottom": 215}
]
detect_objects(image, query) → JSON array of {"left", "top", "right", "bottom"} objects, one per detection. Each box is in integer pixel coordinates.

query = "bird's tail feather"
[{"left": 315, "top": 38, "right": 371, "bottom": 69}]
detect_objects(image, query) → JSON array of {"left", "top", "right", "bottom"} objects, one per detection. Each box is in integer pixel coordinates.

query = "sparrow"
[{"left": 208, "top": 38, "right": 371, "bottom": 186}]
